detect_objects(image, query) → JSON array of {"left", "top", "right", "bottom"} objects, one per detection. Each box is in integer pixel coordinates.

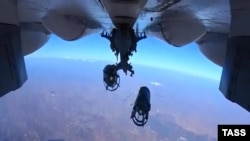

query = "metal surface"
[
  {"left": 219, "top": 36, "right": 250, "bottom": 112},
  {"left": 219, "top": 0, "right": 250, "bottom": 113},
  {"left": 0, "top": 24, "right": 27, "bottom": 97},
  {"left": 17, "top": 0, "right": 230, "bottom": 33}
]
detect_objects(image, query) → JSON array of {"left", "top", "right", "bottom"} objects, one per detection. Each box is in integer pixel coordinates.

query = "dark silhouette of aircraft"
[{"left": 1, "top": 0, "right": 250, "bottom": 113}]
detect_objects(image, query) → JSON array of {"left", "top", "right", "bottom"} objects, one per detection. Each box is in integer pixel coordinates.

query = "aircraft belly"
[
  {"left": 18, "top": 0, "right": 113, "bottom": 29},
  {"left": 171, "top": 0, "right": 230, "bottom": 33},
  {"left": 100, "top": 0, "right": 148, "bottom": 27},
  {"left": 0, "top": 0, "right": 19, "bottom": 25},
  {"left": 143, "top": 0, "right": 230, "bottom": 33},
  {"left": 17, "top": 0, "right": 231, "bottom": 33}
]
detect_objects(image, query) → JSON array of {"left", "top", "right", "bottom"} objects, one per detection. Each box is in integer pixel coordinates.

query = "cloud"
[
  {"left": 150, "top": 81, "right": 162, "bottom": 86},
  {"left": 85, "top": 59, "right": 96, "bottom": 62},
  {"left": 177, "top": 137, "right": 187, "bottom": 141},
  {"left": 62, "top": 57, "right": 96, "bottom": 62}
]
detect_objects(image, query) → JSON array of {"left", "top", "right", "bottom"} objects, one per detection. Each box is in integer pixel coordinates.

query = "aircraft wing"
[
  {"left": 145, "top": 1, "right": 230, "bottom": 38},
  {"left": 143, "top": 0, "right": 230, "bottom": 66}
]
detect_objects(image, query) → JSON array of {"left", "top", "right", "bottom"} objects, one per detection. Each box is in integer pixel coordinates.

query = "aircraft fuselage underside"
[{"left": 100, "top": 0, "right": 149, "bottom": 85}]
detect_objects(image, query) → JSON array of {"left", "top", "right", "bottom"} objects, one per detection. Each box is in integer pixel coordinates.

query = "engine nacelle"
[
  {"left": 20, "top": 23, "right": 50, "bottom": 56},
  {"left": 42, "top": 10, "right": 100, "bottom": 41},
  {"left": 196, "top": 32, "right": 228, "bottom": 67},
  {"left": 146, "top": 11, "right": 206, "bottom": 47}
]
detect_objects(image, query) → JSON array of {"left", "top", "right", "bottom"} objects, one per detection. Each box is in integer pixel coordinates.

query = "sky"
[{"left": 27, "top": 34, "right": 222, "bottom": 81}]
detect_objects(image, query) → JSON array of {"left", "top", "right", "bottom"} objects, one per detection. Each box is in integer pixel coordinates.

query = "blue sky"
[{"left": 27, "top": 34, "right": 222, "bottom": 81}]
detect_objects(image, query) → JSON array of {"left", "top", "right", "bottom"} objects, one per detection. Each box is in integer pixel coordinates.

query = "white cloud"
[
  {"left": 177, "top": 137, "right": 187, "bottom": 141},
  {"left": 61, "top": 57, "right": 96, "bottom": 62},
  {"left": 150, "top": 81, "right": 162, "bottom": 86},
  {"left": 85, "top": 59, "right": 96, "bottom": 62}
]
